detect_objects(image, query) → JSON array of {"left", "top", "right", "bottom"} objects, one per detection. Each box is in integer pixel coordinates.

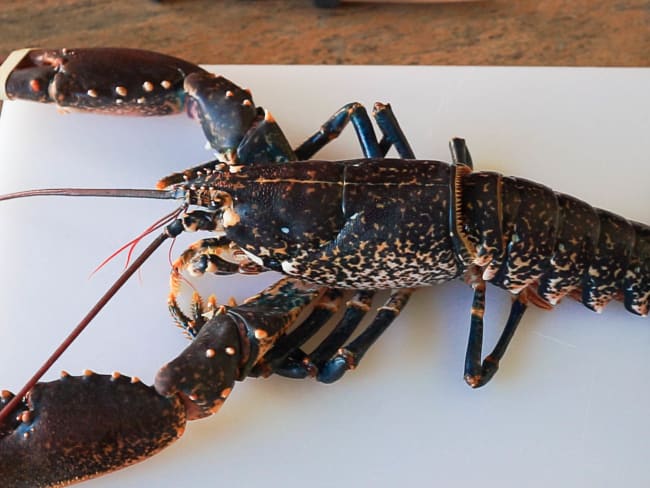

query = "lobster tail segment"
[
  {"left": 581, "top": 210, "right": 636, "bottom": 313},
  {"left": 624, "top": 222, "right": 650, "bottom": 316},
  {"left": 0, "top": 373, "right": 186, "bottom": 487}
]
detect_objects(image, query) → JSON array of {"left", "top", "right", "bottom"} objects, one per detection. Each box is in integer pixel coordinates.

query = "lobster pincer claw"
[
  {"left": 155, "top": 311, "right": 244, "bottom": 420},
  {"left": 0, "top": 47, "right": 204, "bottom": 114},
  {"left": 157, "top": 277, "right": 325, "bottom": 420},
  {"left": 0, "top": 372, "right": 186, "bottom": 487},
  {"left": 0, "top": 279, "right": 321, "bottom": 487},
  {"left": 183, "top": 71, "right": 258, "bottom": 155}
]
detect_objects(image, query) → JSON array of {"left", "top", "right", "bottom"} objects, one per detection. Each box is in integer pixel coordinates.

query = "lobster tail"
[
  {"left": 460, "top": 172, "right": 649, "bottom": 316},
  {"left": 453, "top": 146, "right": 648, "bottom": 389}
]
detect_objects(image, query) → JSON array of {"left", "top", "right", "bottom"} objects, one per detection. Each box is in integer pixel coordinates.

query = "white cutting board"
[{"left": 0, "top": 65, "right": 649, "bottom": 488}]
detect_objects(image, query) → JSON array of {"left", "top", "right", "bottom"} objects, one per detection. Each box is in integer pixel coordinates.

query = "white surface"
[{"left": 0, "top": 65, "right": 649, "bottom": 488}]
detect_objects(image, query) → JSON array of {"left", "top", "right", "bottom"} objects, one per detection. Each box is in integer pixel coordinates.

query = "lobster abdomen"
[{"left": 461, "top": 171, "right": 649, "bottom": 316}]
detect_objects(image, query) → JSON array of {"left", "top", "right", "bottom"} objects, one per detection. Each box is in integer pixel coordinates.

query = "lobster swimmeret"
[{"left": 0, "top": 48, "right": 647, "bottom": 487}]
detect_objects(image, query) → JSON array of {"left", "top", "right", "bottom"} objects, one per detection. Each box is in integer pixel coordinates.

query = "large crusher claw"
[
  {"left": 0, "top": 372, "right": 186, "bottom": 487},
  {"left": 0, "top": 278, "right": 323, "bottom": 487}
]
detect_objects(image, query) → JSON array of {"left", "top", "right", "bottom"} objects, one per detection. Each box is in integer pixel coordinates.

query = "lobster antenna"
[
  {"left": 0, "top": 227, "right": 176, "bottom": 424},
  {"left": 0, "top": 187, "right": 181, "bottom": 202}
]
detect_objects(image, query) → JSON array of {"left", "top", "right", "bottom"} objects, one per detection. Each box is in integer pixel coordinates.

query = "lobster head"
[{"left": 164, "top": 159, "right": 347, "bottom": 273}]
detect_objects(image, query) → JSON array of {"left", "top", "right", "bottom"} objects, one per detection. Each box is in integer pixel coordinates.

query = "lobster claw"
[
  {"left": 0, "top": 313, "right": 248, "bottom": 487},
  {"left": 0, "top": 372, "right": 186, "bottom": 487},
  {"left": 0, "top": 47, "right": 204, "bottom": 114},
  {"left": 0, "top": 278, "right": 322, "bottom": 486},
  {"left": 156, "top": 277, "right": 326, "bottom": 420},
  {"left": 0, "top": 48, "right": 57, "bottom": 103},
  {"left": 183, "top": 71, "right": 258, "bottom": 155},
  {"left": 155, "top": 310, "right": 244, "bottom": 420},
  {"left": 0, "top": 312, "right": 250, "bottom": 486}
]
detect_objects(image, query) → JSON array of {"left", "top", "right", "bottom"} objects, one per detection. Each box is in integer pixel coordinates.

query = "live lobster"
[{"left": 0, "top": 48, "right": 647, "bottom": 487}]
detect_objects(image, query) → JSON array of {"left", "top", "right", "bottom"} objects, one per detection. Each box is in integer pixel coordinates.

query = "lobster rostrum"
[{"left": 0, "top": 48, "right": 648, "bottom": 487}]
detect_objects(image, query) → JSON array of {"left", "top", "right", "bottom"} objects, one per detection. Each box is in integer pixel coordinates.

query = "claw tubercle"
[{"left": 264, "top": 108, "right": 276, "bottom": 123}]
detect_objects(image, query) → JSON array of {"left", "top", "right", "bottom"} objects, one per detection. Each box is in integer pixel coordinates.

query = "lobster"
[{"left": 0, "top": 48, "right": 648, "bottom": 487}]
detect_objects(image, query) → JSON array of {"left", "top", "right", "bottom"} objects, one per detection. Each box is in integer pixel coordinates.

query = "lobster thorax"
[{"left": 172, "top": 159, "right": 461, "bottom": 288}]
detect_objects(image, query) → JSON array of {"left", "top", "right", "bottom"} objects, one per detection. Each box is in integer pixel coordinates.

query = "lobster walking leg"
[
  {"left": 293, "top": 102, "right": 414, "bottom": 160},
  {"left": 251, "top": 288, "right": 345, "bottom": 377},
  {"left": 449, "top": 137, "right": 474, "bottom": 169},
  {"left": 267, "top": 288, "right": 414, "bottom": 384},
  {"left": 172, "top": 237, "right": 260, "bottom": 277},
  {"left": 309, "top": 291, "right": 378, "bottom": 372},
  {"left": 372, "top": 102, "right": 416, "bottom": 159},
  {"left": 463, "top": 278, "right": 529, "bottom": 388},
  {"left": 317, "top": 288, "right": 414, "bottom": 384},
  {"left": 450, "top": 138, "right": 531, "bottom": 387},
  {"left": 273, "top": 290, "right": 376, "bottom": 379},
  {"left": 294, "top": 102, "right": 383, "bottom": 159}
]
